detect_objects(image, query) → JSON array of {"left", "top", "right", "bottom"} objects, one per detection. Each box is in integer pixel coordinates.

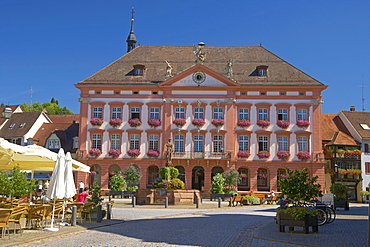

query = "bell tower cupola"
[{"left": 126, "top": 7, "right": 137, "bottom": 53}]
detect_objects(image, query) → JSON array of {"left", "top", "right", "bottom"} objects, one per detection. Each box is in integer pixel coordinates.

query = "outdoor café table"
[{"left": 27, "top": 204, "right": 47, "bottom": 229}]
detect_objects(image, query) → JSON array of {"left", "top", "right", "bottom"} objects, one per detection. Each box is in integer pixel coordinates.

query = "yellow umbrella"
[{"left": 0, "top": 138, "right": 90, "bottom": 172}]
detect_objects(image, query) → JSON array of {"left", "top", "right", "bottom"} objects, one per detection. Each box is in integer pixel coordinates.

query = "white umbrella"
[
  {"left": 45, "top": 148, "right": 66, "bottom": 231},
  {"left": 60, "top": 152, "right": 76, "bottom": 224}
]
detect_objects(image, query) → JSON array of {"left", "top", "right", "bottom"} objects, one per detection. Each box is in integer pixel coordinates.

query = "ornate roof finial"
[
  {"left": 126, "top": 7, "right": 137, "bottom": 53},
  {"left": 225, "top": 59, "right": 234, "bottom": 79},
  {"left": 193, "top": 42, "right": 206, "bottom": 64},
  {"left": 165, "top": 60, "right": 173, "bottom": 79}
]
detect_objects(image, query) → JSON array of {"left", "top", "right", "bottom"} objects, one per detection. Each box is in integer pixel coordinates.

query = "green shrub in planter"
[{"left": 210, "top": 174, "right": 225, "bottom": 194}]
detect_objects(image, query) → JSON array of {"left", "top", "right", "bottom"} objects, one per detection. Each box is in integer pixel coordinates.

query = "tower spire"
[{"left": 126, "top": 7, "right": 137, "bottom": 53}]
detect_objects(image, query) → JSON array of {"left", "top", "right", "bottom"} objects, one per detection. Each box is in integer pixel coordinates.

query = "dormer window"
[
  {"left": 257, "top": 65, "right": 268, "bottom": 77},
  {"left": 9, "top": 123, "right": 15, "bottom": 129},
  {"left": 133, "top": 64, "right": 145, "bottom": 76},
  {"left": 19, "top": 123, "right": 26, "bottom": 129}
]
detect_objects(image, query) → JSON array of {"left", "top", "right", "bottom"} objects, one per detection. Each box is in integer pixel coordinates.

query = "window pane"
[
  {"left": 92, "top": 134, "right": 102, "bottom": 149},
  {"left": 149, "top": 135, "right": 159, "bottom": 150},
  {"left": 130, "top": 134, "right": 140, "bottom": 150},
  {"left": 194, "top": 135, "right": 204, "bottom": 152},
  {"left": 298, "top": 109, "right": 308, "bottom": 121},
  {"left": 239, "top": 108, "right": 249, "bottom": 120},
  {"left": 150, "top": 108, "right": 160, "bottom": 119},
  {"left": 298, "top": 136, "right": 308, "bottom": 151},
  {"left": 278, "top": 136, "right": 288, "bottom": 151},
  {"left": 112, "top": 107, "right": 121, "bottom": 119},
  {"left": 174, "top": 135, "right": 184, "bottom": 152},
  {"left": 111, "top": 134, "right": 121, "bottom": 149},
  {"left": 258, "top": 136, "right": 268, "bottom": 151},
  {"left": 213, "top": 135, "right": 223, "bottom": 153},
  {"left": 131, "top": 108, "right": 140, "bottom": 119},
  {"left": 278, "top": 109, "right": 288, "bottom": 121},
  {"left": 175, "top": 107, "right": 185, "bottom": 119},
  {"left": 238, "top": 136, "right": 249, "bottom": 151},
  {"left": 258, "top": 108, "right": 268, "bottom": 121},
  {"left": 194, "top": 108, "right": 204, "bottom": 119},
  {"left": 93, "top": 107, "right": 103, "bottom": 118},
  {"left": 213, "top": 108, "right": 223, "bottom": 119}
]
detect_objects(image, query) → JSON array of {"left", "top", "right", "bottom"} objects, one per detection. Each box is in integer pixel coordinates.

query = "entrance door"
[{"left": 192, "top": 166, "right": 204, "bottom": 190}]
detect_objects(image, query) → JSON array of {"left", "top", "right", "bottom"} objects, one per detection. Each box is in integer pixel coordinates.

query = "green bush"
[
  {"left": 109, "top": 173, "right": 126, "bottom": 191},
  {"left": 330, "top": 183, "right": 348, "bottom": 201},
  {"left": 210, "top": 173, "right": 225, "bottom": 194},
  {"left": 279, "top": 207, "right": 319, "bottom": 220}
]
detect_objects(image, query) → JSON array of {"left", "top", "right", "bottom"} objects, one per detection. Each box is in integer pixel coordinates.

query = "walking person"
[{"left": 78, "top": 181, "right": 84, "bottom": 194}]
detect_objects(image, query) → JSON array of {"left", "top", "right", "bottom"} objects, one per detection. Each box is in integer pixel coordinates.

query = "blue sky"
[{"left": 1, "top": 0, "right": 369, "bottom": 114}]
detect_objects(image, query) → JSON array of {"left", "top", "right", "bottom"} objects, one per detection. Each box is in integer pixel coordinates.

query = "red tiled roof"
[
  {"left": 321, "top": 114, "right": 357, "bottom": 145},
  {"left": 49, "top": 114, "right": 79, "bottom": 123},
  {"left": 78, "top": 46, "right": 324, "bottom": 86},
  {"left": 340, "top": 111, "right": 370, "bottom": 139}
]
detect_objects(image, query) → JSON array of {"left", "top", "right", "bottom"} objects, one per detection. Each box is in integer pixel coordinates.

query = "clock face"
[{"left": 192, "top": 71, "right": 206, "bottom": 85}]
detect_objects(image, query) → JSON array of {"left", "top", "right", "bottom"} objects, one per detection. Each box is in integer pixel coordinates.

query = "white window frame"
[
  {"left": 93, "top": 107, "right": 103, "bottom": 118},
  {"left": 258, "top": 108, "right": 268, "bottom": 121},
  {"left": 112, "top": 107, "right": 122, "bottom": 119},
  {"left": 111, "top": 134, "right": 121, "bottom": 150},
  {"left": 239, "top": 136, "right": 249, "bottom": 151},
  {"left": 130, "top": 134, "right": 140, "bottom": 150}
]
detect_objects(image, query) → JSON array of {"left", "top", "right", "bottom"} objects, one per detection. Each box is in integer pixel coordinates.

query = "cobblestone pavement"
[{"left": 2, "top": 200, "right": 368, "bottom": 247}]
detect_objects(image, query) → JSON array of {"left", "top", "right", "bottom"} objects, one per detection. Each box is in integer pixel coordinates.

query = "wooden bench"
[
  {"left": 266, "top": 196, "right": 278, "bottom": 204},
  {"left": 232, "top": 196, "right": 244, "bottom": 206},
  {"left": 253, "top": 193, "right": 266, "bottom": 204}
]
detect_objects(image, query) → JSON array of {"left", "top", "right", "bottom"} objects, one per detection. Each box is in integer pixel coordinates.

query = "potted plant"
[
  {"left": 127, "top": 149, "right": 140, "bottom": 158},
  {"left": 277, "top": 150, "right": 290, "bottom": 161},
  {"left": 297, "top": 151, "right": 310, "bottom": 161},
  {"left": 173, "top": 118, "right": 186, "bottom": 127},
  {"left": 237, "top": 151, "right": 251, "bottom": 159},
  {"left": 128, "top": 118, "right": 142, "bottom": 127},
  {"left": 360, "top": 191, "right": 370, "bottom": 203},
  {"left": 88, "top": 179, "right": 106, "bottom": 220},
  {"left": 257, "top": 120, "right": 270, "bottom": 128},
  {"left": 89, "top": 148, "right": 102, "bottom": 157},
  {"left": 211, "top": 119, "right": 224, "bottom": 127},
  {"left": 146, "top": 149, "right": 159, "bottom": 158},
  {"left": 296, "top": 120, "right": 310, "bottom": 129},
  {"left": 276, "top": 120, "right": 290, "bottom": 129},
  {"left": 242, "top": 195, "right": 260, "bottom": 205},
  {"left": 222, "top": 169, "right": 240, "bottom": 196},
  {"left": 123, "top": 164, "right": 142, "bottom": 192},
  {"left": 237, "top": 119, "right": 251, "bottom": 128},
  {"left": 108, "top": 149, "right": 121, "bottom": 158},
  {"left": 192, "top": 118, "right": 206, "bottom": 127},
  {"left": 336, "top": 149, "right": 345, "bottom": 157},
  {"left": 109, "top": 118, "right": 123, "bottom": 127},
  {"left": 257, "top": 151, "right": 270, "bottom": 159},
  {"left": 330, "top": 183, "right": 349, "bottom": 210},
  {"left": 90, "top": 118, "right": 104, "bottom": 126},
  {"left": 148, "top": 118, "right": 161, "bottom": 128},
  {"left": 152, "top": 167, "right": 185, "bottom": 189},
  {"left": 352, "top": 149, "right": 362, "bottom": 156},
  {"left": 337, "top": 168, "right": 347, "bottom": 178},
  {"left": 277, "top": 168, "right": 321, "bottom": 233}
]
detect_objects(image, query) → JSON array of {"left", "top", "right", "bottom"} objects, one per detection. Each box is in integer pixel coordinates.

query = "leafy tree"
[
  {"left": 21, "top": 98, "right": 73, "bottom": 114},
  {"left": 210, "top": 173, "right": 225, "bottom": 194},
  {"left": 122, "top": 164, "right": 142, "bottom": 190},
  {"left": 109, "top": 173, "right": 126, "bottom": 191},
  {"left": 330, "top": 183, "right": 348, "bottom": 201},
  {"left": 222, "top": 169, "right": 240, "bottom": 190},
  {"left": 88, "top": 179, "right": 102, "bottom": 208},
  {"left": 278, "top": 168, "right": 322, "bottom": 205},
  {"left": 0, "top": 166, "right": 36, "bottom": 207}
]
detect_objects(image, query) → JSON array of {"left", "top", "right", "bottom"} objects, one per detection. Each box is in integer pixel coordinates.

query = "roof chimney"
[{"left": 350, "top": 106, "right": 356, "bottom": 111}]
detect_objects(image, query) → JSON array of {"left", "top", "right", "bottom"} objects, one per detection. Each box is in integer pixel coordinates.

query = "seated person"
[
  {"left": 18, "top": 194, "right": 29, "bottom": 204},
  {"left": 77, "top": 188, "right": 90, "bottom": 203},
  {"left": 267, "top": 190, "right": 275, "bottom": 198}
]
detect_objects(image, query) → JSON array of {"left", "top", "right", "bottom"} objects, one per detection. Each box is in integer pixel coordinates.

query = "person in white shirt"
[{"left": 78, "top": 181, "right": 84, "bottom": 194}]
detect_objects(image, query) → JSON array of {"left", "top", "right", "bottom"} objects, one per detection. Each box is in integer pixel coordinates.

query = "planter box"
[
  {"left": 334, "top": 200, "right": 349, "bottom": 211},
  {"left": 210, "top": 193, "right": 234, "bottom": 201},
  {"left": 277, "top": 212, "right": 318, "bottom": 234},
  {"left": 136, "top": 189, "right": 201, "bottom": 205},
  {"left": 109, "top": 191, "right": 136, "bottom": 198}
]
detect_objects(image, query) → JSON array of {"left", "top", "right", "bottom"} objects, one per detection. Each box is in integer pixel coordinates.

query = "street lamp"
[{"left": 1, "top": 106, "right": 12, "bottom": 119}]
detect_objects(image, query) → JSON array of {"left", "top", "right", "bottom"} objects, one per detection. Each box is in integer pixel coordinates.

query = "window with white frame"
[
  {"left": 175, "top": 107, "right": 185, "bottom": 119},
  {"left": 93, "top": 107, "right": 103, "bottom": 118},
  {"left": 298, "top": 136, "right": 308, "bottom": 151},
  {"left": 297, "top": 109, "right": 308, "bottom": 121},
  {"left": 258, "top": 136, "right": 268, "bottom": 152},
  {"left": 9, "top": 123, "right": 15, "bottom": 129},
  {"left": 149, "top": 135, "right": 159, "bottom": 150},
  {"left": 239, "top": 108, "right": 249, "bottom": 120},
  {"left": 111, "top": 134, "right": 121, "bottom": 150},
  {"left": 278, "top": 136, "right": 289, "bottom": 151},
  {"left": 278, "top": 109, "right": 288, "bottom": 121},
  {"left": 239, "top": 136, "right": 249, "bottom": 151},
  {"left": 92, "top": 134, "right": 102, "bottom": 149},
  {"left": 213, "top": 135, "right": 223, "bottom": 153},
  {"left": 130, "top": 134, "right": 140, "bottom": 150},
  {"left": 194, "top": 108, "right": 204, "bottom": 119},
  {"left": 48, "top": 139, "right": 60, "bottom": 149},
  {"left": 112, "top": 107, "right": 122, "bottom": 119},
  {"left": 213, "top": 107, "right": 223, "bottom": 119},
  {"left": 258, "top": 108, "right": 268, "bottom": 121},
  {"left": 130, "top": 107, "right": 140, "bottom": 119},
  {"left": 150, "top": 108, "right": 160, "bottom": 119},
  {"left": 174, "top": 135, "right": 184, "bottom": 153},
  {"left": 194, "top": 135, "right": 204, "bottom": 152},
  {"left": 19, "top": 123, "right": 26, "bottom": 129}
]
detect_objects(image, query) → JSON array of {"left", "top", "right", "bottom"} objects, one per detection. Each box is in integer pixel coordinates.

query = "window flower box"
[
  {"left": 211, "top": 119, "right": 224, "bottom": 127},
  {"left": 277, "top": 151, "right": 290, "bottom": 160},
  {"left": 148, "top": 118, "right": 161, "bottom": 128},
  {"left": 277, "top": 120, "right": 290, "bottom": 129},
  {"left": 127, "top": 149, "right": 140, "bottom": 157},
  {"left": 173, "top": 118, "right": 186, "bottom": 127},
  {"left": 109, "top": 118, "right": 123, "bottom": 127},
  {"left": 146, "top": 149, "right": 159, "bottom": 158},
  {"left": 257, "top": 151, "right": 270, "bottom": 159},
  {"left": 237, "top": 151, "right": 251, "bottom": 158},
  {"left": 108, "top": 149, "right": 121, "bottom": 157},
  {"left": 90, "top": 118, "right": 104, "bottom": 126},
  {"left": 128, "top": 118, "right": 142, "bottom": 127},
  {"left": 192, "top": 118, "right": 206, "bottom": 127},
  {"left": 89, "top": 148, "right": 102, "bottom": 157},
  {"left": 347, "top": 169, "right": 362, "bottom": 176},
  {"left": 278, "top": 174, "right": 289, "bottom": 179},
  {"left": 296, "top": 120, "right": 310, "bottom": 129},
  {"left": 257, "top": 120, "right": 270, "bottom": 128},
  {"left": 237, "top": 119, "right": 251, "bottom": 128},
  {"left": 297, "top": 151, "right": 310, "bottom": 161}
]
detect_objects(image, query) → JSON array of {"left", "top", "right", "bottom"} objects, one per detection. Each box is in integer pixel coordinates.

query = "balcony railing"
[{"left": 173, "top": 151, "right": 231, "bottom": 160}]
